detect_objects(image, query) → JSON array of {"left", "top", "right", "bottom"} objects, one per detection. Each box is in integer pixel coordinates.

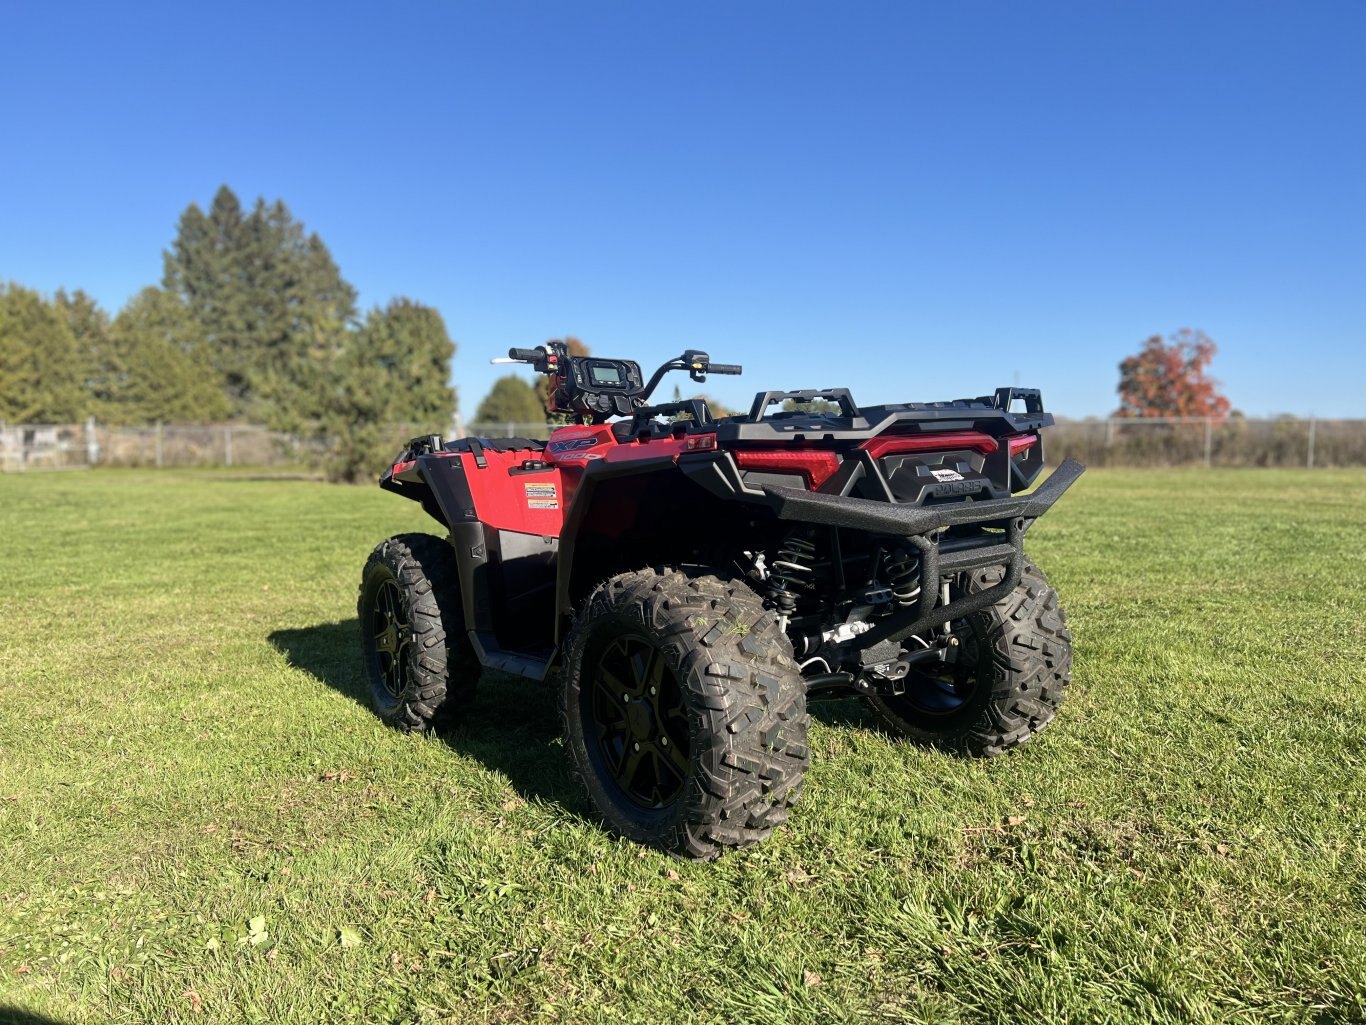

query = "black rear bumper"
[
  {"left": 759, "top": 457, "right": 1086, "bottom": 536},
  {"left": 762, "top": 458, "right": 1086, "bottom": 647}
]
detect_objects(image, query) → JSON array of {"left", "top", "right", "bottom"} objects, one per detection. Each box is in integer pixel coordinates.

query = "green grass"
[{"left": 1, "top": 467, "right": 1364, "bottom": 1024}]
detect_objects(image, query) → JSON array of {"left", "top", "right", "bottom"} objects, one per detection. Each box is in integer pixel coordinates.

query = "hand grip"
[
  {"left": 508, "top": 347, "right": 541, "bottom": 361},
  {"left": 709, "top": 363, "right": 743, "bottom": 375}
]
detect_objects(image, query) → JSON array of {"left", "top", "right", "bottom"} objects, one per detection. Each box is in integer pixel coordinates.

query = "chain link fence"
[
  {"left": 3, "top": 416, "right": 1363, "bottom": 472},
  {"left": 1047, "top": 416, "right": 1365, "bottom": 468},
  {"left": 0, "top": 420, "right": 323, "bottom": 471}
]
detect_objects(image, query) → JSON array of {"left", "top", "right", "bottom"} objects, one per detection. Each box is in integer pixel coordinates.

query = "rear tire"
[
  {"left": 561, "top": 569, "right": 809, "bottom": 859},
  {"left": 358, "top": 533, "right": 480, "bottom": 732},
  {"left": 866, "top": 559, "right": 1071, "bottom": 757}
]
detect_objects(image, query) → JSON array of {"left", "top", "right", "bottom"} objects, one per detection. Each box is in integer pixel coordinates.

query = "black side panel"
[
  {"left": 554, "top": 456, "right": 677, "bottom": 633},
  {"left": 415, "top": 454, "right": 479, "bottom": 528},
  {"left": 553, "top": 454, "right": 779, "bottom": 643},
  {"left": 415, "top": 452, "right": 557, "bottom": 676},
  {"left": 448, "top": 520, "right": 494, "bottom": 634},
  {"left": 493, "top": 529, "right": 558, "bottom": 652}
]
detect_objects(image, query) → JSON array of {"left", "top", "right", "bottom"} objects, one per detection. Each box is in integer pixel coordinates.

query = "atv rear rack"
[{"left": 758, "top": 457, "right": 1084, "bottom": 536}]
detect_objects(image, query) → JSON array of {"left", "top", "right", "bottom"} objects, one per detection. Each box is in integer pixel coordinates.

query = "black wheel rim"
[
  {"left": 897, "top": 627, "right": 982, "bottom": 717},
  {"left": 369, "top": 578, "right": 413, "bottom": 700},
  {"left": 587, "top": 634, "right": 690, "bottom": 810}
]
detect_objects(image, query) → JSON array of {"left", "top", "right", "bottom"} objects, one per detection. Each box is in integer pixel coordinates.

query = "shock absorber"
[
  {"left": 882, "top": 545, "right": 921, "bottom": 607},
  {"left": 766, "top": 533, "right": 817, "bottom": 630}
]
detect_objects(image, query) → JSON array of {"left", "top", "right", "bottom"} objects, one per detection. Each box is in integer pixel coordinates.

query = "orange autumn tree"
[{"left": 1115, "top": 329, "right": 1231, "bottom": 419}]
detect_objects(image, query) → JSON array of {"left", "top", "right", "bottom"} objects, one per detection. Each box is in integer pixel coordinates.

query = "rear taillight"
[
  {"left": 861, "top": 431, "right": 999, "bottom": 459},
  {"left": 684, "top": 434, "right": 717, "bottom": 452},
  {"left": 734, "top": 449, "right": 840, "bottom": 488},
  {"left": 1008, "top": 434, "right": 1037, "bottom": 456}
]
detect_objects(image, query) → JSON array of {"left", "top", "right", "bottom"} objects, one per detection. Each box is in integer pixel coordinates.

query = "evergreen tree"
[
  {"left": 104, "top": 288, "right": 229, "bottom": 424},
  {"left": 162, "top": 187, "right": 245, "bottom": 398},
  {"left": 474, "top": 375, "right": 546, "bottom": 426},
  {"left": 0, "top": 283, "right": 83, "bottom": 422},
  {"left": 162, "top": 185, "right": 357, "bottom": 426},
  {"left": 323, "top": 298, "right": 456, "bottom": 482},
  {"left": 53, "top": 288, "right": 114, "bottom": 413}
]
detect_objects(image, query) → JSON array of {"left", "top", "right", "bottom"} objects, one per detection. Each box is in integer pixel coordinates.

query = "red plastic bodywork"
[
  {"left": 395, "top": 424, "right": 724, "bottom": 538},
  {"left": 454, "top": 447, "right": 566, "bottom": 535},
  {"left": 395, "top": 424, "right": 1039, "bottom": 536},
  {"left": 543, "top": 424, "right": 619, "bottom": 466}
]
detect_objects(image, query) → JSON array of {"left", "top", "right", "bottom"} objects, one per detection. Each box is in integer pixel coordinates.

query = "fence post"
[
  {"left": 224, "top": 426, "right": 234, "bottom": 467},
  {"left": 1203, "top": 419, "right": 1212, "bottom": 468},
  {"left": 155, "top": 422, "right": 163, "bottom": 468},
  {"left": 85, "top": 416, "right": 99, "bottom": 466},
  {"left": 1105, "top": 419, "right": 1114, "bottom": 448},
  {"left": 1307, "top": 416, "right": 1316, "bottom": 469}
]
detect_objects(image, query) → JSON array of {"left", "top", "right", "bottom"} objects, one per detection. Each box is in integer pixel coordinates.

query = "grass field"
[{"left": 1, "top": 467, "right": 1364, "bottom": 1024}]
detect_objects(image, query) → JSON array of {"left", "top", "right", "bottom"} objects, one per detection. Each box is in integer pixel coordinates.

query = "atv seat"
[
  {"left": 445, "top": 436, "right": 547, "bottom": 454},
  {"left": 476, "top": 437, "right": 547, "bottom": 452}
]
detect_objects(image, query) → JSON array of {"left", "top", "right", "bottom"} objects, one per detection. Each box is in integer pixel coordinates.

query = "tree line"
[
  {"left": 3, "top": 182, "right": 1233, "bottom": 482},
  {"left": 0, "top": 185, "right": 454, "bottom": 480}
]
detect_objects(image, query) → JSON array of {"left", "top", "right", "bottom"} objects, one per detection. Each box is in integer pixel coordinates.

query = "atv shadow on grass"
[
  {"left": 805, "top": 696, "right": 883, "bottom": 732},
  {"left": 0, "top": 1006, "right": 71, "bottom": 1025},
  {"left": 267, "top": 620, "right": 585, "bottom": 815}
]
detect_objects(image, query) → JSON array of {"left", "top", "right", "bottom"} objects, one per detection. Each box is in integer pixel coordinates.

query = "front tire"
[
  {"left": 866, "top": 559, "right": 1071, "bottom": 757},
  {"left": 561, "top": 569, "right": 809, "bottom": 859},
  {"left": 358, "top": 533, "right": 480, "bottom": 732}
]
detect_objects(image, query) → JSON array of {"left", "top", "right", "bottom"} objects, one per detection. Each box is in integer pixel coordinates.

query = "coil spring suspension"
[
  {"left": 882, "top": 546, "right": 922, "bottom": 607},
  {"left": 766, "top": 534, "right": 817, "bottom": 628}
]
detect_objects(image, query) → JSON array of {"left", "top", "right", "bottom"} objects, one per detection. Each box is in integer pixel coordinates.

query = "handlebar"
[{"left": 499, "top": 344, "right": 741, "bottom": 412}]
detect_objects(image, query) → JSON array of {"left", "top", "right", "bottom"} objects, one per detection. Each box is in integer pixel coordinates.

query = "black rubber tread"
[
  {"left": 866, "top": 558, "right": 1071, "bottom": 757},
  {"left": 561, "top": 568, "right": 810, "bottom": 859},
  {"left": 357, "top": 533, "right": 480, "bottom": 732}
]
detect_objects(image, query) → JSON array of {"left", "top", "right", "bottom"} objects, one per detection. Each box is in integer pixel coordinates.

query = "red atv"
[{"left": 360, "top": 342, "right": 1083, "bottom": 858}]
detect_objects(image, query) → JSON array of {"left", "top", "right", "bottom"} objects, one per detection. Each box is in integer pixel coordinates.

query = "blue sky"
[{"left": 2, "top": 1, "right": 1363, "bottom": 418}]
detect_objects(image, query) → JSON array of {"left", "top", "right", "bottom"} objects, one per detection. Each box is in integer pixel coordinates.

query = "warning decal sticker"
[{"left": 524, "top": 482, "right": 559, "bottom": 509}]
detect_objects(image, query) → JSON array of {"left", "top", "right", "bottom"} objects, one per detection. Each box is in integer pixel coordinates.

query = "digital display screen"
[{"left": 588, "top": 363, "right": 623, "bottom": 386}]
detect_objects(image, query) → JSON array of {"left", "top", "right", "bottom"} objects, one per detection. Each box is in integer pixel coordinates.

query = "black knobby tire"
[
  {"left": 561, "top": 569, "right": 810, "bottom": 859},
  {"left": 866, "top": 559, "right": 1071, "bottom": 757},
  {"left": 358, "top": 533, "right": 480, "bottom": 732}
]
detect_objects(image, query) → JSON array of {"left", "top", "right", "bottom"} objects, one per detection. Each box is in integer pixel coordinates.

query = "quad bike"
[{"left": 359, "top": 343, "right": 1083, "bottom": 858}]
